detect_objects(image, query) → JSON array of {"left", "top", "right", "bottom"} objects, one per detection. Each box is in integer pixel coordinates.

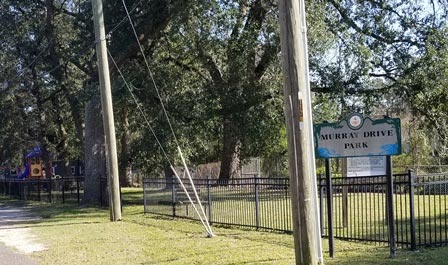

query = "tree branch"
[
  {"left": 327, "top": 0, "right": 422, "bottom": 47},
  {"left": 255, "top": 42, "right": 279, "bottom": 80},
  {"left": 197, "top": 47, "right": 224, "bottom": 84},
  {"left": 162, "top": 55, "right": 210, "bottom": 81}
]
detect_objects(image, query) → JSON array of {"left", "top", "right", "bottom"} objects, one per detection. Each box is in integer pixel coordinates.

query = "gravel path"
[
  {"left": 0, "top": 204, "right": 46, "bottom": 265},
  {"left": 0, "top": 244, "right": 38, "bottom": 265}
]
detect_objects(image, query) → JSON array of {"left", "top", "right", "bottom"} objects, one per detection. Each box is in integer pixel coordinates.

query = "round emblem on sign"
[{"left": 348, "top": 113, "right": 363, "bottom": 130}]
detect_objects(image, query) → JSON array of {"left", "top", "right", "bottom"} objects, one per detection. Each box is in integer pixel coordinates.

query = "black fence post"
[
  {"left": 23, "top": 181, "right": 26, "bottom": 200},
  {"left": 62, "top": 178, "right": 65, "bottom": 203},
  {"left": 100, "top": 178, "right": 103, "bottom": 207},
  {"left": 325, "top": 159, "right": 334, "bottom": 258},
  {"left": 37, "top": 179, "right": 41, "bottom": 201},
  {"left": 207, "top": 176, "right": 213, "bottom": 225},
  {"left": 120, "top": 184, "right": 123, "bottom": 212},
  {"left": 77, "top": 177, "right": 80, "bottom": 204},
  {"left": 408, "top": 170, "right": 417, "bottom": 250},
  {"left": 255, "top": 174, "right": 260, "bottom": 230},
  {"left": 143, "top": 179, "right": 147, "bottom": 213},
  {"left": 19, "top": 181, "right": 23, "bottom": 200},
  {"left": 386, "top": 156, "right": 396, "bottom": 258},
  {"left": 48, "top": 179, "right": 52, "bottom": 203},
  {"left": 172, "top": 176, "right": 176, "bottom": 218},
  {"left": 318, "top": 175, "right": 324, "bottom": 236}
]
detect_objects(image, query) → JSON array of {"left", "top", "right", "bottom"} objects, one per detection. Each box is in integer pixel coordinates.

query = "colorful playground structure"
[
  {"left": 0, "top": 146, "right": 84, "bottom": 180},
  {"left": 18, "top": 146, "right": 48, "bottom": 179}
]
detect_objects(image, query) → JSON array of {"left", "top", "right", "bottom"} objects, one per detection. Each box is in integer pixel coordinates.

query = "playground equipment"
[
  {"left": 29, "top": 157, "right": 43, "bottom": 178},
  {"left": 18, "top": 147, "right": 48, "bottom": 179}
]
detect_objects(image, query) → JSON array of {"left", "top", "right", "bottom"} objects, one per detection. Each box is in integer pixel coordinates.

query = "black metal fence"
[
  {"left": 144, "top": 171, "right": 448, "bottom": 249},
  {"left": 318, "top": 174, "right": 406, "bottom": 247},
  {"left": 412, "top": 173, "right": 448, "bottom": 248},
  {"left": 318, "top": 172, "right": 448, "bottom": 249},
  {"left": 0, "top": 177, "right": 84, "bottom": 204},
  {"left": 3, "top": 172, "right": 448, "bottom": 250},
  {"left": 143, "top": 177, "right": 291, "bottom": 232}
]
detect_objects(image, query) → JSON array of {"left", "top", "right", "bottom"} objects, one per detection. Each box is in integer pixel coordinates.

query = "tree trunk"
[
  {"left": 83, "top": 93, "right": 107, "bottom": 205},
  {"left": 63, "top": 89, "right": 84, "bottom": 148},
  {"left": 52, "top": 96, "right": 73, "bottom": 178},
  {"left": 30, "top": 69, "right": 53, "bottom": 179},
  {"left": 164, "top": 165, "right": 174, "bottom": 190},
  {"left": 119, "top": 107, "right": 132, "bottom": 187},
  {"left": 218, "top": 119, "right": 241, "bottom": 184}
]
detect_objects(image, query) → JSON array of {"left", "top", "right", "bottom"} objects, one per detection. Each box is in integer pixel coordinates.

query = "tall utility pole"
[
  {"left": 278, "top": 1, "right": 320, "bottom": 264},
  {"left": 91, "top": 0, "right": 122, "bottom": 221}
]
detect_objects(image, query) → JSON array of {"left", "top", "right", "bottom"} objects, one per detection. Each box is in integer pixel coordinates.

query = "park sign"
[{"left": 314, "top": 113, "right": 402, "bottom": 158}]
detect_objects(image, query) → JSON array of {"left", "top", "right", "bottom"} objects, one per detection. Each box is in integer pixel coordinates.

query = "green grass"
[
  {"left": 146, "top": 184, "right": 448, "bottom": 246},
  {"left": 2, "top": 189, "right": 448, "bottom": 264}
]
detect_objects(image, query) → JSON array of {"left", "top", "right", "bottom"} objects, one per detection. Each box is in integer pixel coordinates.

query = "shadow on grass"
[
  {"left": 0, "top": 197, "right": 109, "bottom": 229},
  {"left": 0, "top": 220, "right": 102, "bottom": 230}
]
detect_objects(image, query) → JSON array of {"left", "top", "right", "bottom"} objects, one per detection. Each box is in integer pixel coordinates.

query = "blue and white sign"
[{"left": 314, "top": 114, "right": 402, "bottom": 158}]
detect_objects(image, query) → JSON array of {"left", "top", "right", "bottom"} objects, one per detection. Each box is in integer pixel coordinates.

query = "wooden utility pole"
[
  {"left": 278, "top": 0, "right": 320, "bottom": 264},
  {"left": 91, "top": 0, "right": 122, "bottom": 221}
]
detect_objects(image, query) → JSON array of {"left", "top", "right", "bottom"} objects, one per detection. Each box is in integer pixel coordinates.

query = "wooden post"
[
  {"left": 278, "top": 0, "right": 320, "bottom": 264},
  {"left": 91, "top": 0, "right": 122, "bottom": 221}
]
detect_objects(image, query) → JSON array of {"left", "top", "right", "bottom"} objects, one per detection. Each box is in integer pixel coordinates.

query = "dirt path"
[{"left": 0, "top": 204, "right": 46, "bottom": 264}]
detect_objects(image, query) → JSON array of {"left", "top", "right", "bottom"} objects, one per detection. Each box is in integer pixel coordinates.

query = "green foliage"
[
  {"left": 0, "top": 0, "right": 90, "bottom": 165},
  {"left": 401, "top": 28, "right": 448, "bottom": 159},
  {"left": 311, "top": 0, "right": 448, "bottom": 167},
  {"left": 1, "top": 0, "right": 448, "bottom": 178},
  {"left": 126, "top": 0, "right": 287, "bottom": 170},
  {"left": 132, "top": 0, "right": 336, "bottom": 174}
]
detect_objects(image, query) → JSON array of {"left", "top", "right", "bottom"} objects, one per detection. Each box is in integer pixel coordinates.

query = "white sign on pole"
[{"left": 347, "top": 156, "right": 386, "bottom": 177}]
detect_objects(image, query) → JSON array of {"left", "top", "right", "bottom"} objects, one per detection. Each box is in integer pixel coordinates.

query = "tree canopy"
[{"left": 0, "top": 0, "right": 447, "bottom": 196}]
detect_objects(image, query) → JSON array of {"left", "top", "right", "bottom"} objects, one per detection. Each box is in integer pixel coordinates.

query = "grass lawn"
[{"left": 1, "top": 189, "right": 448, "bottom": 264}]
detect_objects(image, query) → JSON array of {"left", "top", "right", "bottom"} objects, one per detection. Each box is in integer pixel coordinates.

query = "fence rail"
[
  {"left": 0, "top": 177, "right": 84, "bottom": 204},
  {"left": 144, "top": 171, "right": 448, "bottom": 249},
  {"left": 143, "top": 177, "right": 291, "bottom": 232}
]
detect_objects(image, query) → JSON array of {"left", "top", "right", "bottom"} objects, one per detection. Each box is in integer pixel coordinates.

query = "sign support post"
[
  {"left": 341, "top": 158, "right": 348, "bottom": 228},
  {"left": 386, "top": 155, "right": 396, "bottom": 258},
  {"left": 325, "top": 159, "right": 334, "bottom": 257}
]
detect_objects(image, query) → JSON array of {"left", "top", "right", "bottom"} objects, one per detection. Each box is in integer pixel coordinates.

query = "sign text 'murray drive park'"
[{"left": 314, "top": 113, "right": 402, "bottom": 158}]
